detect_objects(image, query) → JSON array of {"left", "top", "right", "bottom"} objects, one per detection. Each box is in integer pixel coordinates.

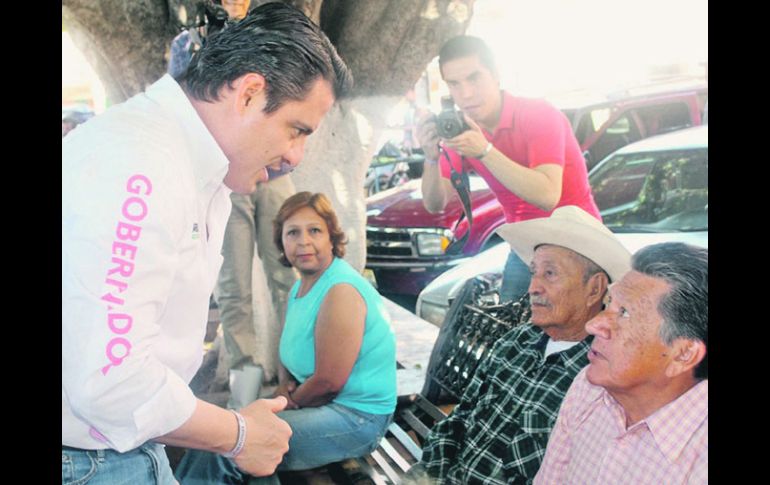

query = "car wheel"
[
  {"left": 388, "top": 170, "right": 410, "bottom": 188},
  {"left": 367, "top": 174, "right": 391, "bottom": 196}
]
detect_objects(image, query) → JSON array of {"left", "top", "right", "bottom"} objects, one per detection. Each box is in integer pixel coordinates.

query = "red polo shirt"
[{"left": 439, "top": 91, "right": 601, "bottom": 223}]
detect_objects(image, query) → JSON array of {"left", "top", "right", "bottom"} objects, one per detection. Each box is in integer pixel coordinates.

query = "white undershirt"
[{"left": 544, "top": 338, "right": 581, "bottom": 358}]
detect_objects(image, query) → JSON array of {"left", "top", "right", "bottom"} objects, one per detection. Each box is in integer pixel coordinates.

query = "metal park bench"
[
  {"left": 322, "top": 393, "right": 449, "bottom": 485},
  {"left": 309, "top": 277, "right": 532, "bottom": 484},
  {"left": 422, "top": 277, "right": 531, "bottom": 404}
]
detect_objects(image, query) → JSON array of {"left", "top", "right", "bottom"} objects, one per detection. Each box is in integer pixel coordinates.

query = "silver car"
[{"left": 416, "top": 125, "right": 708, "bottom": 327}]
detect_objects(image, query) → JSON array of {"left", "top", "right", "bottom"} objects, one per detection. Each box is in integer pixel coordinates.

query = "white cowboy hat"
[{"left": 495, "top": 206, "right": 631, "bottom": 282}]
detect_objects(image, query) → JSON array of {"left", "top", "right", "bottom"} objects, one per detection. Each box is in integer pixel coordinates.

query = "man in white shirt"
[
  {"left": 61, "top": 3, "right": 352, "bottom": 484},
  {"left": 169, "top": 0, "right": 300, "bottom": 402}
]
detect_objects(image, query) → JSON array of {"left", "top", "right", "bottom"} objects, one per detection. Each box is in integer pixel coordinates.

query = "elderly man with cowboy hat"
[{"left": 404, "top": 205, "right": 631, "bottom": 485}]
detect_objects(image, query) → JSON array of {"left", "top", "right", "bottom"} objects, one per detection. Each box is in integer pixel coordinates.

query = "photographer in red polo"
[{"left": 418, "top": 35, "right": 601, "bottom": 302}]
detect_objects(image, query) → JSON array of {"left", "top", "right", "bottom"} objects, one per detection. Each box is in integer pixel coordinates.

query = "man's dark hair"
[
  {"left": 438, "top": 35, "right": 497, "bottom": 76},
  {"left": 632, "top": 242, "right": 708, "bottom": 379},
  {"left": 180, "top": 2, "right": 353, "bottom": 113}
]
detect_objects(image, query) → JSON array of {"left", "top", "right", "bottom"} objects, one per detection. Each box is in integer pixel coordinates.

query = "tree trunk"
[
  {"left": 63, "top": 0, "right": 474, "bottom": 263},
  {"left": 63, "top": 0, "right": 475, "bottom": 386},
  {"left": 62, "top": 0, "right": 182, "bottom": 103},
  {"left": 292, "top": 96, "right": 397, "bottom": 270}
]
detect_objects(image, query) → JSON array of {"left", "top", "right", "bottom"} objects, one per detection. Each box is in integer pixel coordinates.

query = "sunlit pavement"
[{"left": 382, "top": 298, "right": 439, "bottom": 396}]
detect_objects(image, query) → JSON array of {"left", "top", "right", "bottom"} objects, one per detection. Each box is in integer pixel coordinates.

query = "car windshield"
[{"left": 589, "top": 147, "right": 708, "bottom": 232}]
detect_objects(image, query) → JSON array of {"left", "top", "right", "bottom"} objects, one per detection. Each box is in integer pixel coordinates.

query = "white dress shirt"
[{"left": 62, "top": 75, "right": 232, "bottom": 451}]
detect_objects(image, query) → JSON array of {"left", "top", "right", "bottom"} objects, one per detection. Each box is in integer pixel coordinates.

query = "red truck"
[{"left": 365, "top": 79, "right": 707, "bottom": 297}]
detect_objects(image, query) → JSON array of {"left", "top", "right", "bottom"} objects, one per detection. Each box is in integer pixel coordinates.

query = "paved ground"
[
  {"left": 384, "top": 298, "right": 439, "bottom": 395},
  {"left": 381, "top": 292, "right": 418, "bottom": 314}
]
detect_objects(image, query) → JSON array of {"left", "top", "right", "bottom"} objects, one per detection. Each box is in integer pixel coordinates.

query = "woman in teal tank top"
[
  {"left": 271, "top": 192, "right": 397, "bottom": 470},
  {"left": 175, "top": 192, "right": 397, "bottom": 483}
]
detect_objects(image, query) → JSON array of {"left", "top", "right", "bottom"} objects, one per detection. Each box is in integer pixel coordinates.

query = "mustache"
[{"left": 530, "top": 295, "right": 550, "bottom": 306}]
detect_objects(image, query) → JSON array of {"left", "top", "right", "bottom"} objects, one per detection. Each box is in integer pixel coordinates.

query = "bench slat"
[
  {"left": 387, "top": 422, "right": 423, "bottom": 461},
  {"left": 401, "top": 409, "right": 431, "bottom": 439},
  {"left": 370, "top": 449, "right": 401, "bottom": 484},
  {"left": 379, "top": 436, "right": 414, "bottom": 473},
  {"left": 413, "top": 394, "right": 448, "bottom": 421}
]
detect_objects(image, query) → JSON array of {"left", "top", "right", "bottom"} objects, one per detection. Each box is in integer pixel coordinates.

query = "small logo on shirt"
[{"left": 192, "top": 223, "right": 200, "bottom": 240}]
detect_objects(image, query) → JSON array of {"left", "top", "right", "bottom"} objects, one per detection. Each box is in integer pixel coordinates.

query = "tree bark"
[
  {"left": 63, "top": 0, "right": 475, "bottom": 384},
  {"left": 62, "top": 0, "right": 475, "bottom": 263}
]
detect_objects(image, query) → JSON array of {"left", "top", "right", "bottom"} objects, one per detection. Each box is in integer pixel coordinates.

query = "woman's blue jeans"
[
  {"left": 175, "top": 402, "right": 393, "bottom": 484},
  {"left": 62, "top": 442, "right": 176, "bottom": 485}
]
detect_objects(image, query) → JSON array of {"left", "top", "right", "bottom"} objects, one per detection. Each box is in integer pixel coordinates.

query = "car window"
[
  {"left": 573, "top": 107, "right": 610, "bottom": 145},
  {"left": 561, "top": 109, "right": 578, "bottom": 130},
  {"left": 590, "top": 147, "right": 708, "bottom": 232},
  {"left": 634, "top": 102, "right": 693, "bottom": 137},
  {"left": 590, "top": 153, "right": 656, "bottom": 210},
  {"left": 587, "top": 114, "right": 643, "bottom": 164}
]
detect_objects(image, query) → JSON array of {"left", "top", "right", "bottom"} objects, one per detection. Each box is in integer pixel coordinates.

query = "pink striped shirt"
[{"left": 534, "top": 368, "right": 707, "bottom": 484}]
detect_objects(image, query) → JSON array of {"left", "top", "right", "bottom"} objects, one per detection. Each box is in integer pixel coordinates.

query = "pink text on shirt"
[{"left": 100, "top": 174, "right": 152, "bottom": 375}]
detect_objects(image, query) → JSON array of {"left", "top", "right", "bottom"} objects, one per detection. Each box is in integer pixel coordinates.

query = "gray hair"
[
  {"left": 579, "top": 255, "right": 606, "bottom": 285},
  {"left": 180, "top": 2, "right": 353, "bottom": 113},
  {"left": 632, "top": 242, "right": 708, "bottom": 379}
]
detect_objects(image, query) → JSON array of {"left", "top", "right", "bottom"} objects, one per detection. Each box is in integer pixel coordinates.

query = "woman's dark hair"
[{"left": 273, "top": 192, "right": 347, "bottom": 267}]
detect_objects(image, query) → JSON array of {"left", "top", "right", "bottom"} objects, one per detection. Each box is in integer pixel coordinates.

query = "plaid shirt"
[
  {"left": 534, "top": 369, "right": 708, "bottom": 484},
  {"left": 415, "top": 323, "right": 592, "bottom": 484}
]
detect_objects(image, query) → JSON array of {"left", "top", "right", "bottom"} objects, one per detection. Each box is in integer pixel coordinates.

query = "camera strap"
[
  {"left": 440, "top": 146, "right": 473, "bottom": 256},
  {"left": 188, "top": 28, "right": 204, "bottom": 52}
]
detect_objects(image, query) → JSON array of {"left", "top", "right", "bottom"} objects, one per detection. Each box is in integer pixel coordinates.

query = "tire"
[
  {"left": 388, "top": 170, "right": 410, "bottom": 189},
  {"left": 367, "top": 174, "right": 391, "bottom": 196}
]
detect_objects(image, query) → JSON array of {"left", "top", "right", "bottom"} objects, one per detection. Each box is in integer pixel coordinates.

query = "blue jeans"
[
  {"left": 499, "top": 249, "right": 531, "bottom": 303},
  {"left": 62, "top": 442, "right": 176, "bottom": 485},
  {"left": 175, "top": 403, "right": 392, "bottom": 484}
]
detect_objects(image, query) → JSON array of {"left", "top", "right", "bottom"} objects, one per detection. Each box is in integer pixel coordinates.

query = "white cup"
[{"left": 227, "top": 364, "right": 263, "bottom": 410}]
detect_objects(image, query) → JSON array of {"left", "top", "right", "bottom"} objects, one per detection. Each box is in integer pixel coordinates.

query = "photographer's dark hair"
[
  {"left": 439, "top": 35, "right": 497, "bottom": 76},
  {"left": 632, "top": 242, "right": 708, "bottom": 379},
  {"left": 180, "top": 2, "right": 353, "bottom": 113}
]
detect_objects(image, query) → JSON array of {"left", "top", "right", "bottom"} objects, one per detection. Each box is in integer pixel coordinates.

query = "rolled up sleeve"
[{"left": 62, "top": 156, "right": 197, "bottom": 451}]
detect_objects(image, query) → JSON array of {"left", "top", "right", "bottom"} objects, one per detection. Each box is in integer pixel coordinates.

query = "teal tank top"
[{"left": 279, "top": 257, "right": 397, "bottom": 415}]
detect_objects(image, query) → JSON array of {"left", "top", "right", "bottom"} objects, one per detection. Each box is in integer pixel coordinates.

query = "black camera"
[
  {"left": 191, "top": 1, "right": 229, "bottom": 38},
  {"left": 435, "top": 96, "right": 469, "bottom": 139},
  {"left": 204, "top": 1, "right": 229, "bottom": 34}
]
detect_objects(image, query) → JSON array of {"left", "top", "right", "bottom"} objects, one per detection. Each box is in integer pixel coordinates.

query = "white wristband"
[
  {"left": 478, "top": 142, "right": 493, "bottom": 160},
  {"left": 222, "top": 410, "right": 246, "bottom": 459}
]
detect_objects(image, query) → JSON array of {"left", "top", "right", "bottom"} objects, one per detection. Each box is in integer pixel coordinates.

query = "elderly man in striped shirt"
[{"left": 535, "top": 242, "right": 708, "bottom": 484}]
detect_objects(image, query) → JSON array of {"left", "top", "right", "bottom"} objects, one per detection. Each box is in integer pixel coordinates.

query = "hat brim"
[{"left": 496, "top": 219, "right": 631, "bottom": 283}]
